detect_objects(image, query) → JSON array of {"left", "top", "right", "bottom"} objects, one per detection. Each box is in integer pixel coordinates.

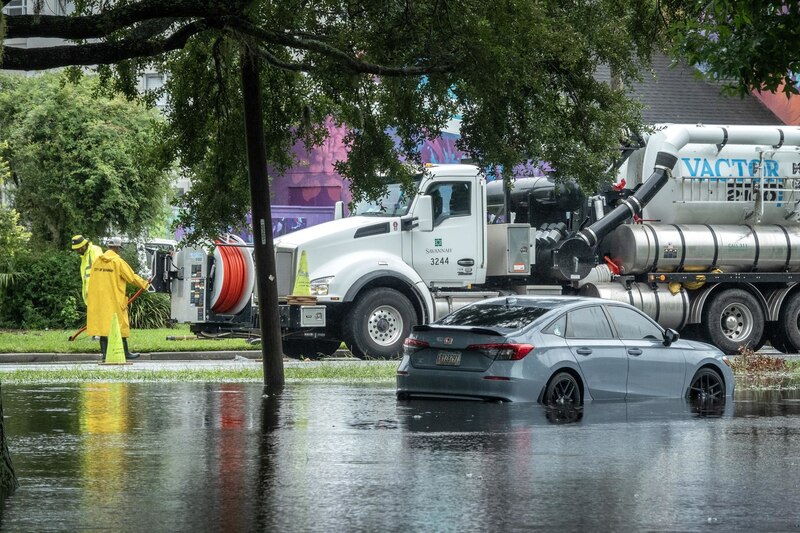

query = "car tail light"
[
  {"left": 403, "top": 337, "right": 429, "bottom": 356},
  {"left": 466, "top": 343, "right": 534, "bottom": 361}
]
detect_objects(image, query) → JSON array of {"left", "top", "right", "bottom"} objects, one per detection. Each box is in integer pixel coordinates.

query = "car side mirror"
[
  {"left": 663, "top": 328, "right": 680, "bottom": 346},
  {"left": 415, "top": 195, "right": 433, "bottom": 232}
]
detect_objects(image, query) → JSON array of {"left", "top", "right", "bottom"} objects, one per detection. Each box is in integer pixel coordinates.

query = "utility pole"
[{"left": 240, "top": 45, "right": 285, "bottom": 391}]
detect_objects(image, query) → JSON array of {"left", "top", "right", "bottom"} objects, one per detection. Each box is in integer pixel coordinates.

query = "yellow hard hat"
[{"left": 71, "top": 235, "right": 88, "bottom": 250}]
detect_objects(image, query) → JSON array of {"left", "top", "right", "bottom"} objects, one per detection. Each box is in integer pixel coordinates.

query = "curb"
[
  {"left": 0, "top": 349, "right": 358, "bottom": 364},
  {"left": 0, "top": 350, "right": 260, "bottom": 364}
]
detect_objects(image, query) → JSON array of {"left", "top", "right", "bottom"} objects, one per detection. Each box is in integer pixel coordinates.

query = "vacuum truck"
[{"left": 161, "top": 124, "right": 800, "bottom": 357}]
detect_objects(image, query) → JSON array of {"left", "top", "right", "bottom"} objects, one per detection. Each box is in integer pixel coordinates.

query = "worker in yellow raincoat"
[
  {"left": 86, "top": 237, "right": 150, "bottom": 361},
  {"left": 71, "top": 234, "right": 103, "bottom": 306}
]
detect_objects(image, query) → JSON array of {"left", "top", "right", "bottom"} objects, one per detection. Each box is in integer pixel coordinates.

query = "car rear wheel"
[
  {"left": 687, "top": 368, "right": 725, "bottom": 407},
  {"left": 544, "top": 372, "right": 582, "bottom": 407}
]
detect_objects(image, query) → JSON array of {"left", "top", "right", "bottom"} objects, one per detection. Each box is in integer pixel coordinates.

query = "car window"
[
  {"left": 438, "top": 299, "right": 565, "bottom": 330},
  {"left": 565, "top": 306, "right": 614, "bottom": 339},
  {"left": 609, "top": 306, "right": 663, "bottom": 340},
  {"left": 543, "top": 315, "right": 566, "bottom": 337}
]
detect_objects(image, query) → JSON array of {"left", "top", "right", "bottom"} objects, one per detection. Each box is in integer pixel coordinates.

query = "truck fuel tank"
[
  {"left": 580, "top": 281, "right": 689, "bottom": 331},
  {"left": 608, "top": 223, "right": 800, "bottom": 274}
]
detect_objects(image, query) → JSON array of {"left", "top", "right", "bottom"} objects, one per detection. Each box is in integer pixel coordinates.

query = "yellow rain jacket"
[
  {"left": 79, "top": 243, "right": 103, "bottom": 305},
  {"left": 86, "top": 250, "right": 150, "bottom": 338}
]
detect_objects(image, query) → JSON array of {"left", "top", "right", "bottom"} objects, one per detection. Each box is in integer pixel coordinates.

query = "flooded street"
[{"left": 1, "top": 382, "right": 799, "bottom": 531}]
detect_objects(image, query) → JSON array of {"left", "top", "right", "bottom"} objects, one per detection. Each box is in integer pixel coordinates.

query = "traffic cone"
[
  {"left": 292, "top": 250, "right": 311, "bottom": 296},
  {"left": 101, "top": 313, "right": 132, "bottom": 365}
]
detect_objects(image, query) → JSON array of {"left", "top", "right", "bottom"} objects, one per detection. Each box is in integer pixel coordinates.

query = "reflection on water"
[{"left": 0, "top": 383, "right": 799, "bottom": 531}]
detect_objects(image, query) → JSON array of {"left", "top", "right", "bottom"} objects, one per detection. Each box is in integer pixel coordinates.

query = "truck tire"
[
  {"left": 767, "top": 327, "right": 791, "bottom": 354},
  {"left": 343, "top": 287, "right": 417, "bottom": 359},
  {"left": 282, "top": 339, "right": 341, "bottom": 359},
  {"left": 701, "top": 288, "right": 765, "bottom": 355},
  {"left": 778, "top": 293, "right": 800, "bottom": 353}
]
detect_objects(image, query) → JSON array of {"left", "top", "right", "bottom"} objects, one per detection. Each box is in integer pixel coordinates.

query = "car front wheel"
[{"left": 687, "top": 367, "right": 725, "bottom": 407}]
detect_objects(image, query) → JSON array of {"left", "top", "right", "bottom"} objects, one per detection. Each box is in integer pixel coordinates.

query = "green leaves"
[
  {"left": 670, "top": 1, "right": 800, "bottom": 96},
  {"left": 0, "top": 72, "right": 171, "bottom": 247},
  {"left": 128, "top": 291, "right": 172, "bottom": 329}
]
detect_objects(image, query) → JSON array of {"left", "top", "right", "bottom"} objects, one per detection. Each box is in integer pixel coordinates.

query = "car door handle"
[
  {"left": 627, "top": 348, "right": 643, "bottom": 356},
  {"left": 576, "top": 348, "right": 593, "bottom": 355},
  {"left": 457, "top": 259, "right": 475, "bottom": 266}
]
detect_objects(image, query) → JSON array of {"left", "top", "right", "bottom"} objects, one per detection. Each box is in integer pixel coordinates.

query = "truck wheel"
[
  {"left": 702, "top": 289, "right": 765, "bottom": 355},
  {"left": 768, "top": 327, "right": 790, "bottom": 354},
  {"left": 282, "top": 339, "right": 341, "bottom": 359},
  {"left": 344, "top": 287, "right": 417, "bottom": 359},
  {"left": 778, "top": 293, "right": 800, "bottom": 353}
]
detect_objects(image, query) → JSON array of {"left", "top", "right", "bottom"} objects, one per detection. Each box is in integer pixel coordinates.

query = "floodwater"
[{"left": 0, "top": 383, "right": 799, "bottom": 531}]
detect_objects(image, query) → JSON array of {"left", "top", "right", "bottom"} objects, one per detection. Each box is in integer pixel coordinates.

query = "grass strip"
[
  {"left": 0, "top": 362, "right": 396, "bottom": 384},
  {"left": 0, "top": 326, "right": 257, "bottom": 354}
]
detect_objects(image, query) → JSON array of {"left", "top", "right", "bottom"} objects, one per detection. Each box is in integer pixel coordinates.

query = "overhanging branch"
[
  {"left": 5, "top": 0, "right": 238, "bottom": 39},
  {"left": 1, "top": 20, "right": 207, "bottom": 70},
  {"left": 223, "top": 18, "right": 455, "bottom": 76},
  {"left": 252, "top": 46, "right": 312, "bottom": 73}
]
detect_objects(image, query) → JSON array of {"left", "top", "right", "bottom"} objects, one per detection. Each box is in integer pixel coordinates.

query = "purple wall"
[{"left": 270, "top": 121, "right": 466, "bottom": 209}]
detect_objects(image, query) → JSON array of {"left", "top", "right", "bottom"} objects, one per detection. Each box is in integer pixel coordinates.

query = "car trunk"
[{"left": 407, "top": 325, "right": 509, "bottom": 372}]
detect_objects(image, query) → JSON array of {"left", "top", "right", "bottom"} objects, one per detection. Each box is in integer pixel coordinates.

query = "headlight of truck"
[{"left": 310, "top": 276, "right": 334, "bottom": 296}]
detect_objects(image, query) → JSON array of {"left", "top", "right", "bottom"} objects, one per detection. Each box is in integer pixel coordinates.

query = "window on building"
[
  {"left": 3, "top": 0, "right": 27, "bottom": 16},
  {"left": 144, "top": 73, "right": 168, "bottom": 110}
]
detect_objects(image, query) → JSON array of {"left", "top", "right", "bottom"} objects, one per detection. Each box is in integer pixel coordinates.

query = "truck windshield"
[{"left": 352, "top": 180, "right": 420, "bottom": 217}]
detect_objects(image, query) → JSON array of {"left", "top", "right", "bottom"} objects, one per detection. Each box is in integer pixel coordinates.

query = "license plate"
[{"left": 436, "top": 350, "right": 462, "bottom": 366}]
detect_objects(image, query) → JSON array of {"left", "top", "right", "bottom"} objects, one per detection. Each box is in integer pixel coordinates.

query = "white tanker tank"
[
  {"left": 596, "top": 124, "right": 800, "bottom": 277},
  {"left": 620, "top": 124, "right": 800, "bottom": 225}
]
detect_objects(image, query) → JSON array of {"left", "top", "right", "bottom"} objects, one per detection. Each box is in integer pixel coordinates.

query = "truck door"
[{"left": 411, "top": 180, "right": 481, "bottom": 286}]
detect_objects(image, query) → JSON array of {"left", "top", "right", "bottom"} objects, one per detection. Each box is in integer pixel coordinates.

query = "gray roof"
[{"left": 597, "top": 53, "right": 782, "bottom": 125}]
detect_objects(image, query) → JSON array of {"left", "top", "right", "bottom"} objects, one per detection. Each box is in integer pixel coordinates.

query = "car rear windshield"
[{"left": 437, "top": 299, "right": 563, "bottom": 330}]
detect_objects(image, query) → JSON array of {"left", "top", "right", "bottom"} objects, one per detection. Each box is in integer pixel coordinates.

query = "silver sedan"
[{"left": 396, "top": 296, "right": 734, "bottom": 405}]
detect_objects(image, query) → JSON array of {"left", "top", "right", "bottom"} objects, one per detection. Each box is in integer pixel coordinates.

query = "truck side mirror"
[
  {"left": 416, "top": 195, "right": 433, "bottom": 232},
  {"left": 334, "top": 201, "right": 345, "bottom": 220}
]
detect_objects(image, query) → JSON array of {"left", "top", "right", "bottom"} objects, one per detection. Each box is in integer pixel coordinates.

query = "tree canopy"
[
  {"left": 0, "top": 73, "right": 171, "bottom": 247},
  {"left": 0, "top": 143, "right": 28, "bottom": 291},
  {"left": 669, "top": 1, "right": 800, "bottom": 97},
  {"left": 2, "top": 0, "right": 676, "bottom": 241}
]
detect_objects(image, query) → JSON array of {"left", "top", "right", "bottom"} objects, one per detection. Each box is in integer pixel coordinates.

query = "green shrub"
[
  {"left": 0, "top": 242, "right": 173, "bottom": 330},
  {"left": 0, "top": 248, "right": 82, "bottom": 329},
  {"left": 128, "top": 290, "right": 172, "bottom": 329},
  {"left": 119, "top": 242, "right": 172, "bottom": 329}
]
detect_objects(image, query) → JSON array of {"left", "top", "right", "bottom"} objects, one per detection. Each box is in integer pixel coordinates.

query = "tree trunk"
[
  {"left": 0, "top": 384, "right": 19, "bottom": 495},
  {"left": 240, "top": 45, "right": 285, "bottom": 391}
]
